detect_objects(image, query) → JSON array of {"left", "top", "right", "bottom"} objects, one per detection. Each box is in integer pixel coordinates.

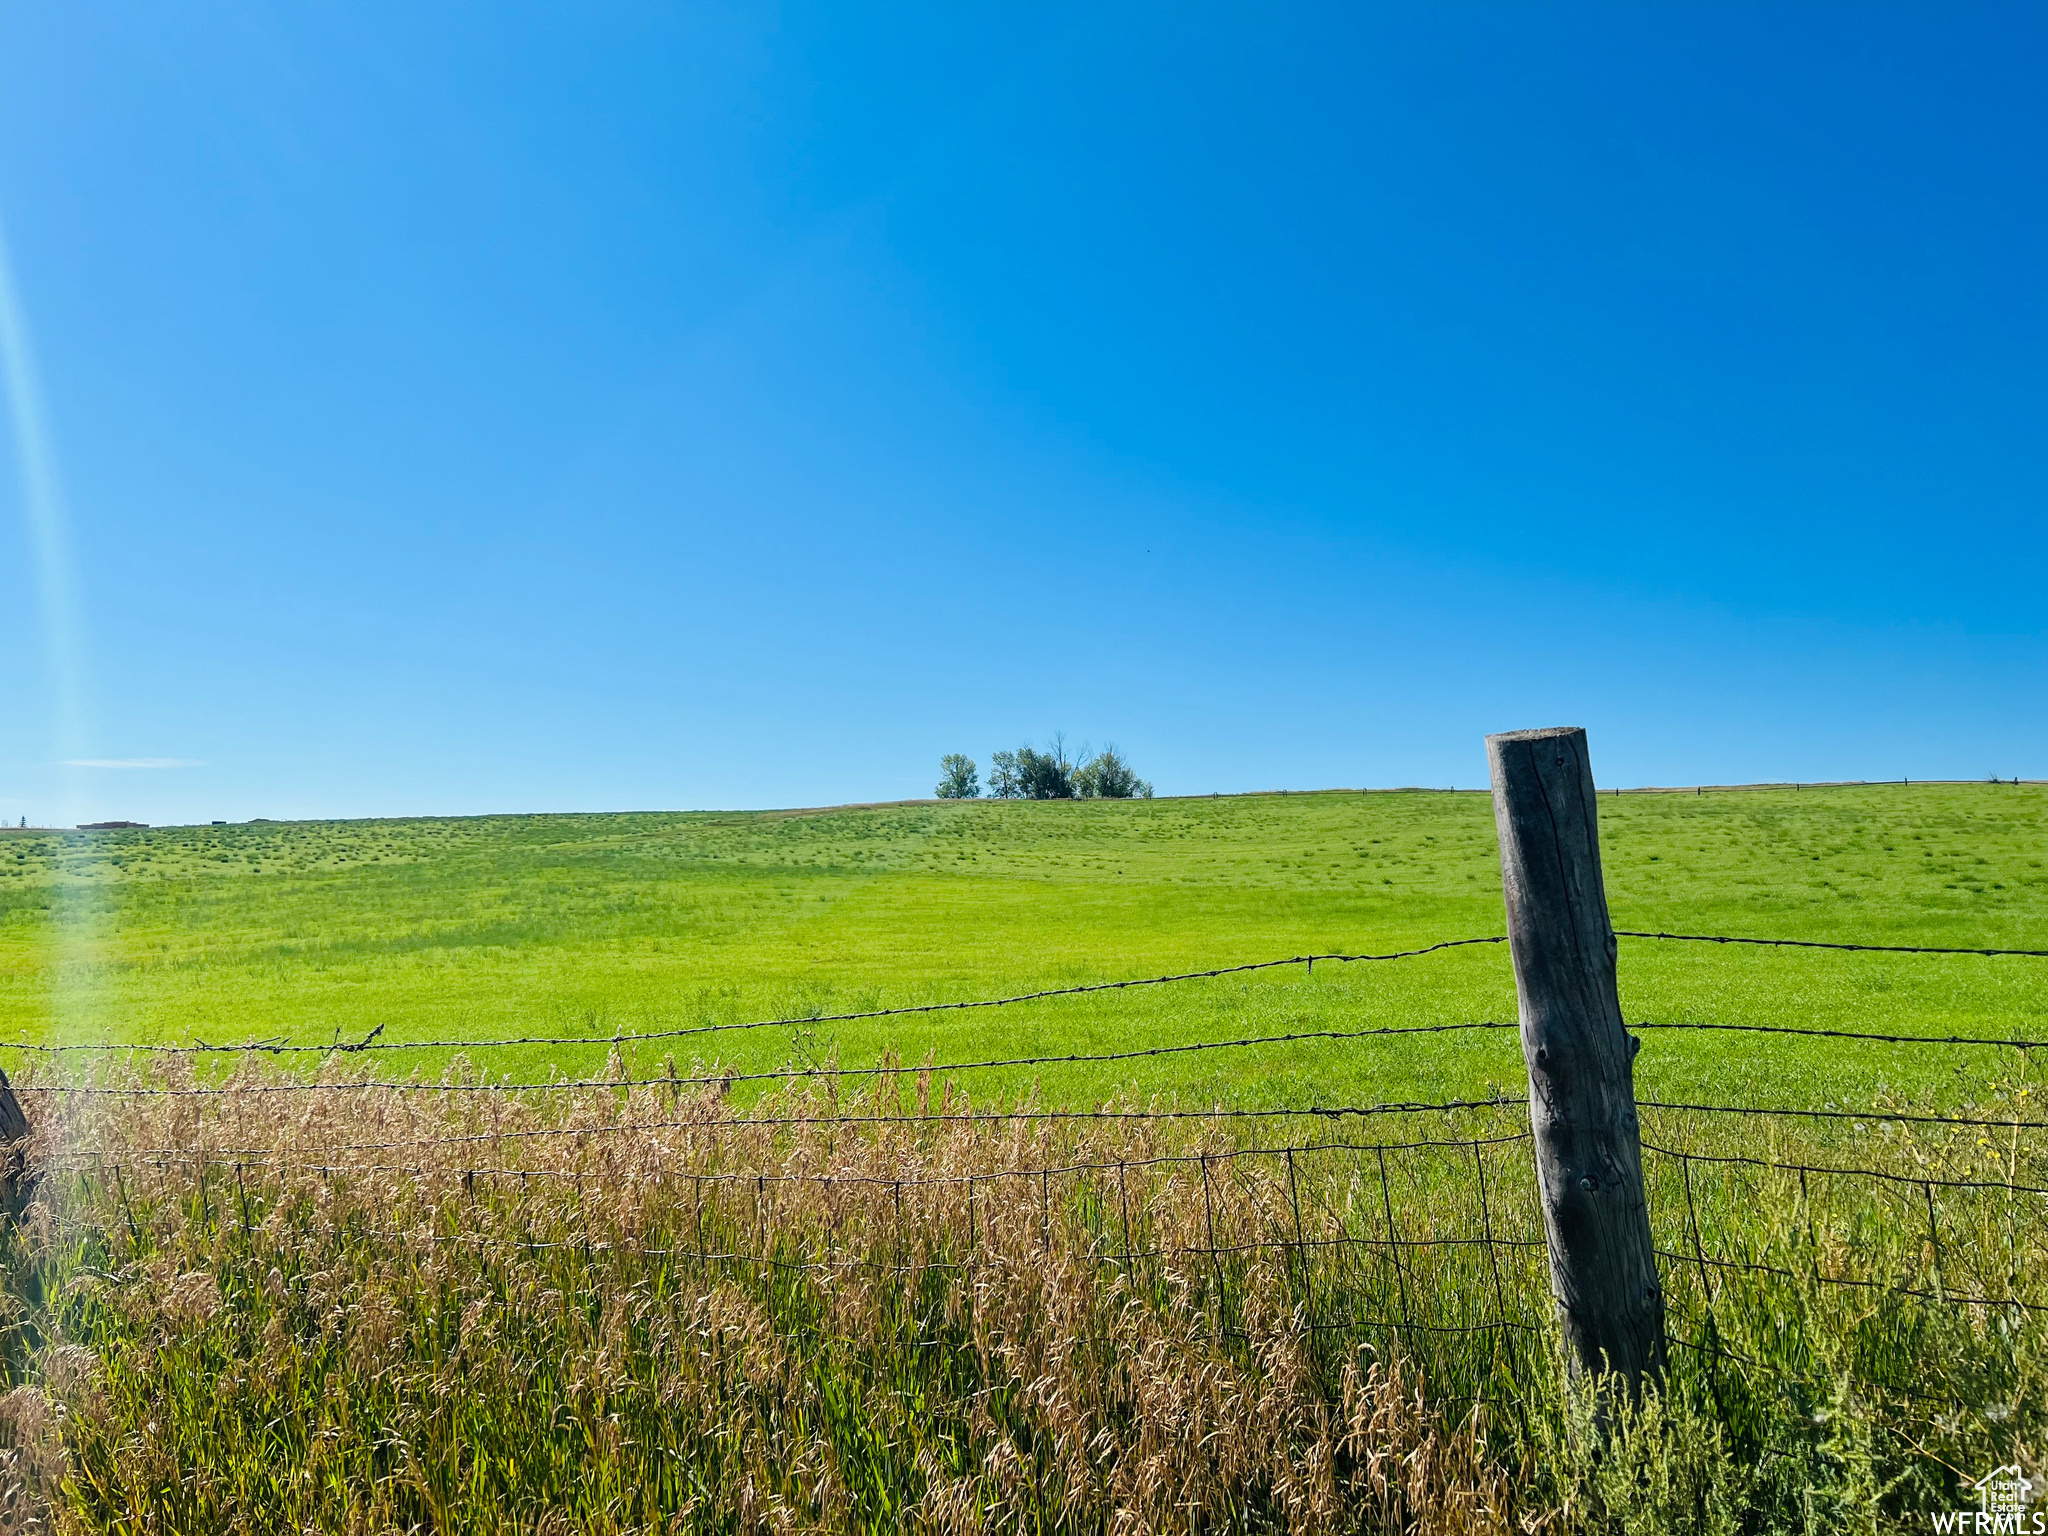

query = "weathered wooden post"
[
  {"left": 1486, "top": 726, "right": 1665, "bottom": 1391},
  {"left": 0, "top": 1066, "right": 32, "bottom": 1217}
]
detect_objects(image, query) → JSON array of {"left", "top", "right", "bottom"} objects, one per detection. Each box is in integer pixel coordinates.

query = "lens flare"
[{"left": 0, "top": 210, "right": 104, "bottom": 1047}]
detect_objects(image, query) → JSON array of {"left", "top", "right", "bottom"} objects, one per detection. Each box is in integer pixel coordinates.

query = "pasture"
[
  {"left": 0, "top": 783, "right": 2043, "bottom": 1532},
  {"left": 1, "top": 783, "right": 2043, "bottom": 1109}
]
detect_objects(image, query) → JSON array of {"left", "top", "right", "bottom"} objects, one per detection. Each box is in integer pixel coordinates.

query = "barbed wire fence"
[
  {"left": 0, "top": 929, "right": 2041, "bottom": 1413},
  {"left": 0, "top": 738, "right": 2040, "bottom": 1417}
]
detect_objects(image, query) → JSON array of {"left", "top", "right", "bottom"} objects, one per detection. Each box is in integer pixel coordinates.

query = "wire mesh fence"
[{"left": 1, "top": 926, "right": 2042, "bottom": 1421}]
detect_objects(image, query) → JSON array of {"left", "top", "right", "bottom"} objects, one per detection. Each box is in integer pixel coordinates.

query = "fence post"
[
  {"left": 0, "top": 1066, "right": 32, "bottom": 1217},
  {"left": 1485, "top": 726, "right": 1665, "bottom": 1392}
]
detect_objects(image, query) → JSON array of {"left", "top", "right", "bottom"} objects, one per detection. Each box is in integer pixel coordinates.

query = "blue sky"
[{"left": 1, "top": 3, "right": 2042, "bottom": 824}]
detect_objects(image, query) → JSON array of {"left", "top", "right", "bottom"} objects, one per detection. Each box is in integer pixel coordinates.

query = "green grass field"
[
  {"left": 2, "top": 782, "right": 2043, "bottom": 1114},
  {"left": 3, "top": 783, "right": 2045, "bottom": 1531}
]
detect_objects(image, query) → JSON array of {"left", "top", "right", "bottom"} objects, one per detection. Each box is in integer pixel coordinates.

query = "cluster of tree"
[{"left": 935, "top": 737, "right": 1152, "bottom": 800}]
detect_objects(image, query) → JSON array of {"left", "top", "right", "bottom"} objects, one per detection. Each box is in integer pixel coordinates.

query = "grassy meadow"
[
  {"left": 0, "top": 783, "right": 2042, "bottom": 1532},
  {"left": 1, "top": 782, "right": 2043, "bottom": 1112}
]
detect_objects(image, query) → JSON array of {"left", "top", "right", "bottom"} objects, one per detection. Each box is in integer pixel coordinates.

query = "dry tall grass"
[{"left": 0, "top": 1055, "right": 2036, "bottom": 1532}]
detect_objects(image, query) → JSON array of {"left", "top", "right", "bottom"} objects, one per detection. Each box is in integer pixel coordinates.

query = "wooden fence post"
[
  {"left": 0, "top": 1066, "right": 31, "bottom": 1217},
  {"left": 1485, "top": 726, "right": 1665, "bottom": 1391}
]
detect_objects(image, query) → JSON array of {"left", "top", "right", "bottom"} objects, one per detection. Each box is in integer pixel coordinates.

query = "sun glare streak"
[
  {"left": 0, "top": 208, "right": 105, "bottom": 1051},
  {"left": 0, "top": 216, "right": 81, "bottom": 760}
]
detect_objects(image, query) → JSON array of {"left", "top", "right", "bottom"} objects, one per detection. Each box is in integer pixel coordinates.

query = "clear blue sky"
[{"left": 1, "top": 3, "right": 2042, "bottom": 824}]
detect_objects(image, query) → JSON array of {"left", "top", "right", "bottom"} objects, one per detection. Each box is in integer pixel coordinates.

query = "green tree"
[
  {"left": 1012, "top": 735, "right": 1078, "bottom": 799},
  {"left": 989, "top": 736, "right": 1151, "bottom": 799},
  {"left": 935, "top": 754, "right": 979, "bottom": 799},
  {"left": 988, "top": 743, "right": 1070, "bottom": 798},
  {"left": 1074, "top": 745, "right": 1152, "bottom": 799}
]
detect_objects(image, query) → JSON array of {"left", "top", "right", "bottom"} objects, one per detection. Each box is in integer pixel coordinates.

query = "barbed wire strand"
[
  {"left": 1641, "top": 1099, "right": 2048, "bottom": 1130},
  {"left": 1653, "top": 1248, "right": 2048, "bottom": 1315},
  {"left": 46, "top": 1129, "right": 1535, "bottom": 1188},
  {"left": 1635, "top": 1020, "right": 2048, "bottom": 1050},
  {"left": 13, "top": 1016, "right": 2048, "bottom": 1102},
  {"left": 7, "top": 1020, "right": 1523, "bottom": 1096},
  {"left": 0, "top": 938, "right": 1511, "bottom": 1057},
  {"left": 54, "top": 1207, "right": 1540, "bottom": 1291},
  {"left": 10, "top": 1016, "right": 2047, "bottom": 1094},
  {"left": 1640, "top": 1141, "right": 2048, "bottom": 1197},
  {"left": 1, "top": 927, "right": 2039, "bottom": 1061},
  {"left": 1617, "top": 930, "right": 2048, "bottom": 958},
  {"left": 45, "top": 1095, "right": 1525, "bottom": 1159}
]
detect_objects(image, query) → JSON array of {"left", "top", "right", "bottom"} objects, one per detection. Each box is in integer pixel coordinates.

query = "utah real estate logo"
[{"left": 1933, "top": 1465, "right": 2041, "bottom": 1534}]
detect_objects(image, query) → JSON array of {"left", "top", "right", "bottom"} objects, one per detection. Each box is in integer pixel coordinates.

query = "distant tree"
[
  {"left": 988, "top": 742, "right": 1070, "bottom": 799},
  {"left": 935, "top": 754, "right": 980, "bottom": 799},
  {"left": 1074, "top": 745, "right": 1153, "bottom": 800},
  {"left": 988, "top": 735, "right": 1151, "bottom": 799},
  {"left": 1015, "top": 748, "right": 1070, "bottom": 799},
  {"left": 1012, "top": 734, "right": 1079, "bottom": 799},
  {"left": 988, "top": 750, "right": 1023, "bottom": 799}
]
